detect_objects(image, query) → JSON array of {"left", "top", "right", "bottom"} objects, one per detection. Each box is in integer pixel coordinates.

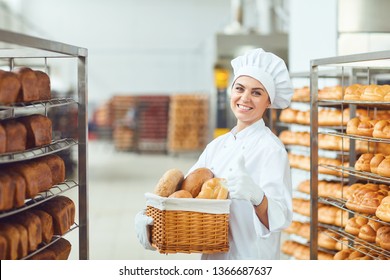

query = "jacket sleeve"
[{"left": 253, "top": 148, "right": 293, "bottom": 237}]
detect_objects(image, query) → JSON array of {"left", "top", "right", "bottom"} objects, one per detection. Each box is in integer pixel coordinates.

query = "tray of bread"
[{"left": 145, "top": 167, "right": 231, "bottom": 254}]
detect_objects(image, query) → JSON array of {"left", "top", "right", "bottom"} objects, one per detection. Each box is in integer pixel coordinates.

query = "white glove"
[
  {"left": 227, "top": 156, "right": 265, "bottom": 206},
  {"left": 134, "top": 210, "right": 155, "bottom": 251}
]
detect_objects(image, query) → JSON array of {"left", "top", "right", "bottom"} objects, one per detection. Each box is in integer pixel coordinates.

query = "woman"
[{"left": 135, "top": 48, "right": 293, "bottom": 259}]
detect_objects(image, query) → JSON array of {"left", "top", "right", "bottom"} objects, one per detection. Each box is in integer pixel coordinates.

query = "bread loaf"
[
  {"left": 0, "top": 235, "right": 6, "bottom": 260},
  {"left": 18, "top": 114, "right": 52, "bottom": 148},
  {"left": 13, "top": 67, "right": 39, "bottom": 102},
  {"left": 13, "top": 223, "right": 28, "bottom": 259},
  {"left": 154, "top": 168, "right": 184, "bottom": 197},
  {"left": 9, "top": 212, "right": 42, "bottom": 252},
  {"left": 28, "top": 248, "right": 56, "bottom": 260},
  {"left": 50, "top": 238, "right": 72, "bottom": 260},
  {"left": 37, "top": 196, "right": 75, "bottom": 235},
  {"left": 35, "top": 70, "right": 51, "bottom": 100},
  {"left": 0, "top": 223, "right": 20, "bottom": 260},
  {"left": 38, "top": 154, "right": 65, "bottom": 185},
  {"left": 30, "top": 209, "right": 54, "bottom": 243},
  {"left": 2, "top": 119, "right": 27, "bottom": 152},
  {"left": 168, "top": 190, "right": 192, "bottom": 198},
  {"left": 0, "top": 70, "right": 21, "bottom": 104},
  {"left": 13, "top": 160, "right": 52, "bottom": 197},
  {"left": 181, "top": 168, "right": 214, "bottom": 197},
  {"left": 6, "top": 171, "right": 26, "bottom": 208},
  {"left": 0, "top": 124, "right": 6, "bottom": 153},
  {"left": 0, "top": 173, "right": 14, "bottom": 211},
  {"left": 196, "top": 178, "right": 229, "bottom": 199}
]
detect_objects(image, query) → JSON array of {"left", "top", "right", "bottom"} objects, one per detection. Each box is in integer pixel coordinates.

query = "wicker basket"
[{"left": 145, "top": 193, "right": 231, "bottom": 254}]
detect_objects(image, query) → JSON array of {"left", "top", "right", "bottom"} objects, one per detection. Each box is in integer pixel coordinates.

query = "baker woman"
[{"left": 135, "top": 48, "right": 294, "bottom": 259}]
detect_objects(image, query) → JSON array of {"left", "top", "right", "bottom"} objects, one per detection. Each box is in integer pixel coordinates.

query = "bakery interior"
[{"left": 1, "top": 0, "right": 390, "bottom": 261}]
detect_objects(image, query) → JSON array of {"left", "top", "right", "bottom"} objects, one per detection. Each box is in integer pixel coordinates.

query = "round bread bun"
[
  {"left": 168, "top": 190, "right": 193, "bottom": 198},
  {"left": 153, "top": 168, "right": 184, "bottom": 197},
  {"left": 376, "top": 196, "right": 390, "bottom": 222},
  {"left": 181, "top": 168, "right": 214, "bottom": 197},
  {"left": 196, "top": 178, "right": 229, "bottom": 199}
]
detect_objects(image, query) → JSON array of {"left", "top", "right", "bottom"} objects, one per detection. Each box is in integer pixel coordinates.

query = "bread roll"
[
  {"left": 360, "top": 84, "right": 388, "bottom": 101},
  {"left": 168, "top": 190, "right": 192, "bottom": 198},
  {"left": 181, "top": 168, "right": 214, "bottom": 197},
  {"left": 376, "top": 226, "right": 390, "bottom": 250},
  {"left": 354, "top": 153, "right": 374, "bottom": 172},
  {"left": 196, "top": 178, "right": 228, "bottom": 199},
  {"left": 377, "top": 156, "right": 390, "bottom": 177},
  {"left": 358, "top": 218, "right": 383, "bottom": 243},
  {"left": 345, "top": 216, "right": 368, "bottom": 236},
  {"left": 343, "top": 84, "right": 367, "bottom": 100},
  {"left": 373, "top": 120, "right": 390, "bottom": 139},
  {"left": 376, "top": 196, "right": 390, "bottom": 222},
  {"left": 370, "top": 154, "right": 386, "bottom": 174},
  {"left": 153, "top": 168, "right": 184, "bottom": 197}
]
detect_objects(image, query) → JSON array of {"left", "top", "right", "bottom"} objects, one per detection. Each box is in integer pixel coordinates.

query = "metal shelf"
[
  {"left": 0, "top": 29, "right": 88, "bottom": 260},
  {"left": 323, "top": 225, "right": 390, "bottom": 260},
  {"left": 322, "top": 131, "right": 390, "bottom": 144},
  {"left": 309, "top": 50, "right": 390, "bottom": 259},
  {"left": 0, "top": 180, "right": 78, "bottom": 219},
  {"left": 21, "top": 223, "right": 79, "bottom": 260},
  {"left": 0, "top": 97, "right": 77, "bottom": 110},
  {"left": 319, "top": 164, "right": 390, "bottom": 184},
  {"left": 0, "top": 138, "right": 78, "bottom": 163}
]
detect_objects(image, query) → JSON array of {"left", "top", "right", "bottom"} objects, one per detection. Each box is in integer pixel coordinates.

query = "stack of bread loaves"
[
  {"left": 0, "top": 67, "right": 51, "bottom": 105},
  {"left": 153, "top": 168, "right": 228, "bottom": 200}
]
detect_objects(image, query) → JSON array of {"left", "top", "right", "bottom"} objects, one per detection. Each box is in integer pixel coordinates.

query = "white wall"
[
  {"left": 288, "top": 0, "right": 338, "bottom": 73},
  {"left": 2, "top": 0, "right": 231, "bottom": 106}
]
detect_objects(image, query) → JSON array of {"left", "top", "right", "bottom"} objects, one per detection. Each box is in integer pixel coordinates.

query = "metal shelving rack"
[
  {"left": 0, "top": 29, "right": 88, "bottom": 259},
  {"left": 310, "top": 50, "right": 390, "bottom": 260}
]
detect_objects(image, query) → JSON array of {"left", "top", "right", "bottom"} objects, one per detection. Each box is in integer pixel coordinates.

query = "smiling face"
[{"left": 230, "top": 75, "right": 271, "bottom": 132}]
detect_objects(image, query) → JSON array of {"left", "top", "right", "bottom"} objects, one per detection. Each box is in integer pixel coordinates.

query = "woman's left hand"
[{"left": 227, "top": 156, "right": 265, "bottom": 206}]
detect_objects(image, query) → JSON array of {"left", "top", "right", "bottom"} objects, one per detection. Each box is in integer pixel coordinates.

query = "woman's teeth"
[{"left": 238, "top": 104, "right": 251, "bottom": 110}]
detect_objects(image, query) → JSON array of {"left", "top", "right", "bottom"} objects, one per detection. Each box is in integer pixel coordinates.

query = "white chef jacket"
[{"left": 187, "top": 119, "right": 293, "bottom": 260}]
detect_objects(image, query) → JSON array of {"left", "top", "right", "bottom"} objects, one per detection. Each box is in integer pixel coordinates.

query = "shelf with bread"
[
  {"left": 0, "top": 30, "right": 88, "bottom": 260},
  {"left": 309, "top": 50, "right": 390, "bottom": 260}
]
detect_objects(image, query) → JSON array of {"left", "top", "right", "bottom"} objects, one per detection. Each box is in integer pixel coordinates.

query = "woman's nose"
[{"left": 240, "top": 91, "right": 251, "bottom": 102}]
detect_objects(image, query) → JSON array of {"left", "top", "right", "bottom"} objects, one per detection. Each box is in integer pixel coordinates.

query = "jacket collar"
[{"left": 230, "top": 119, "right": 265, "bottom": 140}]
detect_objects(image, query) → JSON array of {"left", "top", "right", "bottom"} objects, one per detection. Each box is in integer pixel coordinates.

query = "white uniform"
[{"left": 188, "top": 119, "right": 293, "bottom": 260}]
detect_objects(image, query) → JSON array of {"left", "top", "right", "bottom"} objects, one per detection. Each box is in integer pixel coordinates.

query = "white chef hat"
[{"left": 231, "top": 48, "right": 293, "bottom": 109}]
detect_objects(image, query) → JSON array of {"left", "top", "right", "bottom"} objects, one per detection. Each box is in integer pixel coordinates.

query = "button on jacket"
[{"left": 187, "top": 119, "right": 293, "bottom": 259}]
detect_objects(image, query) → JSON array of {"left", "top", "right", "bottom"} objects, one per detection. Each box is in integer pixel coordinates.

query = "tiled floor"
[{"left": 68, "top": 140, "right": 201, "bottom": 260}]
